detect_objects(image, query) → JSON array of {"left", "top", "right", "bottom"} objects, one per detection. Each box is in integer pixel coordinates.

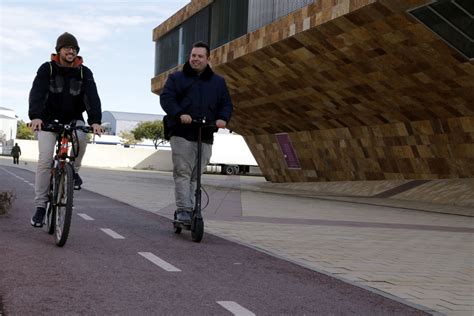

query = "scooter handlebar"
[
  {"left": 191, "top": 117, "right": 216, "bottom": 126},
  {"left": 191, "top": 118, "right": 230, "bottom": 129}
]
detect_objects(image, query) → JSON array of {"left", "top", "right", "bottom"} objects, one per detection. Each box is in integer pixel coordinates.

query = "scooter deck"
[{"left": 173, "top": 220, "right": 191, "bottom": 230}]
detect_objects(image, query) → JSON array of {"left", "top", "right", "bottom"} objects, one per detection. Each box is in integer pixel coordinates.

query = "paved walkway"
[{"left": 1, "top": 156, "right": 473, "bottom": 315}]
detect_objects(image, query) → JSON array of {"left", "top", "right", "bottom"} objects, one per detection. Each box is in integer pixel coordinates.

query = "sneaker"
[
  {"left": 74, "top": 173, "right": 83, "bottom": 190},
  {"left": 186, "top": 210, "right": 194, "bottom": 220},
  {"left": 31, "top": 207, "right": 46, "bottom": 227},
  {"left": 175, "top": 210, "right": 192, "bottom": 223}
]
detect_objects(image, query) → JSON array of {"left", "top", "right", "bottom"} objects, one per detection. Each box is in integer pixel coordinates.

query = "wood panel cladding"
[
  {"left": 152, "top": 0, "right": 474, "bottom": 182},
  {"left": 244, "top": 117, "right": 474, "bottom": 182}
]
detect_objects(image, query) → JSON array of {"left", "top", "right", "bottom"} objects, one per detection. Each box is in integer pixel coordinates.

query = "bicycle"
[{"left": 42, "top": 120, "right": 91, "bottom": 247}]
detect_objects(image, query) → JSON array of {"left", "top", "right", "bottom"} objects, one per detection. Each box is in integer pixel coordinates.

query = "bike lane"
[{"left": 0, "top": 166, "right": 428, "bottom": 315}]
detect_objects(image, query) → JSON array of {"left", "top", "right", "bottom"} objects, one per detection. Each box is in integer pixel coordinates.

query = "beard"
[{"left": 60, "top": 54, "right": 75, "bottom": 65}]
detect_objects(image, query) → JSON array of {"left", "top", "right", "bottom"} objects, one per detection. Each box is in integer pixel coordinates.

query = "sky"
[{"left": 0, "top": 0, "right": 190, "bottom": 122}]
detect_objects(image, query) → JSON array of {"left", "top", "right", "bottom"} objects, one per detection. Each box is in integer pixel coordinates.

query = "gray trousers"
[
  {"left": 34, "top": 121, "right": 87, "bottom": 208},
  {"left": 170, "top": 136, "right": 212, "bottom": 211}
]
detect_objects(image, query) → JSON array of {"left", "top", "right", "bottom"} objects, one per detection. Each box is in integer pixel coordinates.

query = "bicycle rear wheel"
[{"left": 54, "top": 164, "right": 74, "bottom": 247}]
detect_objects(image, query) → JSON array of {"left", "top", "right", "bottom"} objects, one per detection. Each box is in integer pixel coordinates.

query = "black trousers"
[{"left": 13, "top": 156, "right": 19, "bottom": 164}]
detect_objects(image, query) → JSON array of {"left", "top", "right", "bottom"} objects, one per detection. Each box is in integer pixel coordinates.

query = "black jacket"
[
  {"left": 28, "top": 55, "right": 102, "bottom": 125},
  {"left": 11, "top": 145, "right": 21, "bottom": 157},
  {"left": 160, "top": 62, "right": 233, "bottom": 144}
]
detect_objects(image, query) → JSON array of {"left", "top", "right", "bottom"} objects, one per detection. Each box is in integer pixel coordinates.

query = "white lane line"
[
  {"left": 138, "top": 252, "right": 181, "bottom": 272},
  {"left": 100, "top": 228, "right": 125, "bottom": 239},
  {"left": 77, "top": 213, "right": 94, "bottom": 221},
  {"left": 216, "top": 301, "right": 255, "bottom": 316},
  {"left": 0, "top": 168, "right": 35, "bottom": 187}
]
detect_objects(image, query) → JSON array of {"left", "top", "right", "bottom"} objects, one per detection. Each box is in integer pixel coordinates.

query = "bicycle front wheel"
[
  {"left": 46, "top": 170, "right": 57, "bottom": 235},
  {"left": 54, "top": 164, "right": 74, "bottom": 247}
]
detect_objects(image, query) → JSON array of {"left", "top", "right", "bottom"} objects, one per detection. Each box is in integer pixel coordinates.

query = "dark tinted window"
[
  {"left": 248, "top": 0, "right": 313, "bottom": 32},
  {"left": 410, "top": 0, "right": 473, "bottom": 59},
  {"left": 210, "top": 0, "right": 248, "bottom": 49},
  {"left": 455, "top": 0, "right": 473, "bottom": 15},
  {"left": 431, "top": 1, "right": 474, "bottom": 38},
  {"left": 181, "top": 6, "right": 210, "bottom": 63},
  {"left": 155, "top": 28, "right": 180, "bottom": 75}
]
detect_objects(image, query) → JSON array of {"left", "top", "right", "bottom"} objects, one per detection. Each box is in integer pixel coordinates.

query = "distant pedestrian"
[{"left": 11, "top": 143, "right": 21, "bottom": 164}]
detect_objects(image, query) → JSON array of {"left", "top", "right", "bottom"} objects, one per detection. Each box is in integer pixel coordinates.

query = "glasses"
[{"left": 61, "top": 46, "right": 77, "bottom": 52}]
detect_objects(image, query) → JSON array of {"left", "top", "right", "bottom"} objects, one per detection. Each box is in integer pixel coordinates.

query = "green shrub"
[{"left": 0, "top": 191, "right": 15, "bottom": 215}]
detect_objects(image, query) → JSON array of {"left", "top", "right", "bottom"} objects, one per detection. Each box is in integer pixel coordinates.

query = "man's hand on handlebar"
[
  {"left": 180, "top": 114, "right": 193, "bottom": 124},
  {"left": 216, "top": 119, "right": 226, "bottom": 129},
  {"left": 30, "top": 119, "right": 43, "bottom": 132},
  {"left": 91, "top": 123, "right": 103, "bottom": 136}
]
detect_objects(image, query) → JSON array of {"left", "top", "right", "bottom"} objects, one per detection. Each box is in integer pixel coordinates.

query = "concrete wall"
[{"left": 13, "top": 139, "right": 173, "bottom": 171}]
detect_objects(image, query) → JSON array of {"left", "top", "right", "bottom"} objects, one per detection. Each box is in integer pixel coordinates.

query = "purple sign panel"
[{"left": 275, "top": 133, "right": 301, "bottom": 169}]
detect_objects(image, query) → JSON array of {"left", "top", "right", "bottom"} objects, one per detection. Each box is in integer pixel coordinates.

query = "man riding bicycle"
[{"left": 29, "top": 32, "right": 102, "bottom": 227}]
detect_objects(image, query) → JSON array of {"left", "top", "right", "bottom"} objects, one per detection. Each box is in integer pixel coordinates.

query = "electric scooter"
[{"left": 173, "top": 117, "right": 213, "bottom": 242}]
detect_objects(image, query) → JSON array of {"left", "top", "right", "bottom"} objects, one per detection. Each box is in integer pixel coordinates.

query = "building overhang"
[{"left": 151, "top": 0, "right": 474, "bottom": 182}]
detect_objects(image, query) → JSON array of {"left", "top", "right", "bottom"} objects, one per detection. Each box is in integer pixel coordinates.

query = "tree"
[
  {"left": 16, "top": 120, "right": 35, "bottom": 140},
  {"left": 131, "top": 120, "right": 163, "bottom": 141},
  {"left": 119, "top": 130, "right": 136, "bottom": 146}
]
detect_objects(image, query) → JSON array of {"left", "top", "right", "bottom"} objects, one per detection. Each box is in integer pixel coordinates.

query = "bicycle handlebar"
[{"left": 42, "top": 122, "right": 91, "bottom": 133}]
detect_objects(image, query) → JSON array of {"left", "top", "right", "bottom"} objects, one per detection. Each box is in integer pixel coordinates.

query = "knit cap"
[{"left": 55, "top": 32, "right": 80, "bottom": 53}]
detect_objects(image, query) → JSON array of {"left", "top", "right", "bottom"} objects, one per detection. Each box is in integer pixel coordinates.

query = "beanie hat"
[{"left": 55, "top": 32, "right": 80, "bottom": 53}]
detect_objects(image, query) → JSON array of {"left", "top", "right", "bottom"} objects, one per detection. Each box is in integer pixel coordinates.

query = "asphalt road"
[{"left": 0, "top": 166, "right": 428, "bottom": 315}]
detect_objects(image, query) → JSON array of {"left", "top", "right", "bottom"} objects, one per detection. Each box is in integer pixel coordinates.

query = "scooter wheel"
[
  {"left": 174, "top": 224, "right": 182, "bottom": 234},
  {"left": 191, "top": 218, "right": 204, "bottom": 242}
]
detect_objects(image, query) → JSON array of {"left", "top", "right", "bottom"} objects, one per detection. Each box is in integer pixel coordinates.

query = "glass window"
[
  {"left": 155, "top": 27, "right": 180, "bottom": 75},
  {"left": 455, "top": 0, "right": 473, "bottom": 15},
  {"left": 181, "top": 6, "right": 210, "bottom": 63},
  {"left": 410, "top": 0, "right": 473, "bottom": 59},
  {"left": 431, "top": 1, "right": 474, "bottom": 38},
  {"left": 248, "top": 0, "right": 314, "bottom": 32},
  {"left": 210, "top": 0, "right": 249, "bottom": 49},
  {"left": 248, "top": 0, "right": 274, "bottom": 33},
  {"left": 274, "top": 0, "right": 314, "bottom": 21}
]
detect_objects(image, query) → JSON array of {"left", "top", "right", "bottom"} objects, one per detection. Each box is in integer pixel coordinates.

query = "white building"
[
  {"left": 102, "top": 111, "right": 163, "bottom": 135},
  {"left": 0, "top": 106, "right": 17, "bottom": 141}
]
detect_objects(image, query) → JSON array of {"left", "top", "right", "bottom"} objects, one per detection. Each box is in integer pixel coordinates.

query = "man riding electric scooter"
[{"left": 160, "top": 41, "right": 233, "bottom": 242}]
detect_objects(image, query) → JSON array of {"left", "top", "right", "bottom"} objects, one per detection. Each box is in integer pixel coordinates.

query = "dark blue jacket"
[
  {"left": 29, "top": 55, "right": 102, "bottom": 125},
  {"left": 160, "top": 62, "right": 233, "bottom": 143}
]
